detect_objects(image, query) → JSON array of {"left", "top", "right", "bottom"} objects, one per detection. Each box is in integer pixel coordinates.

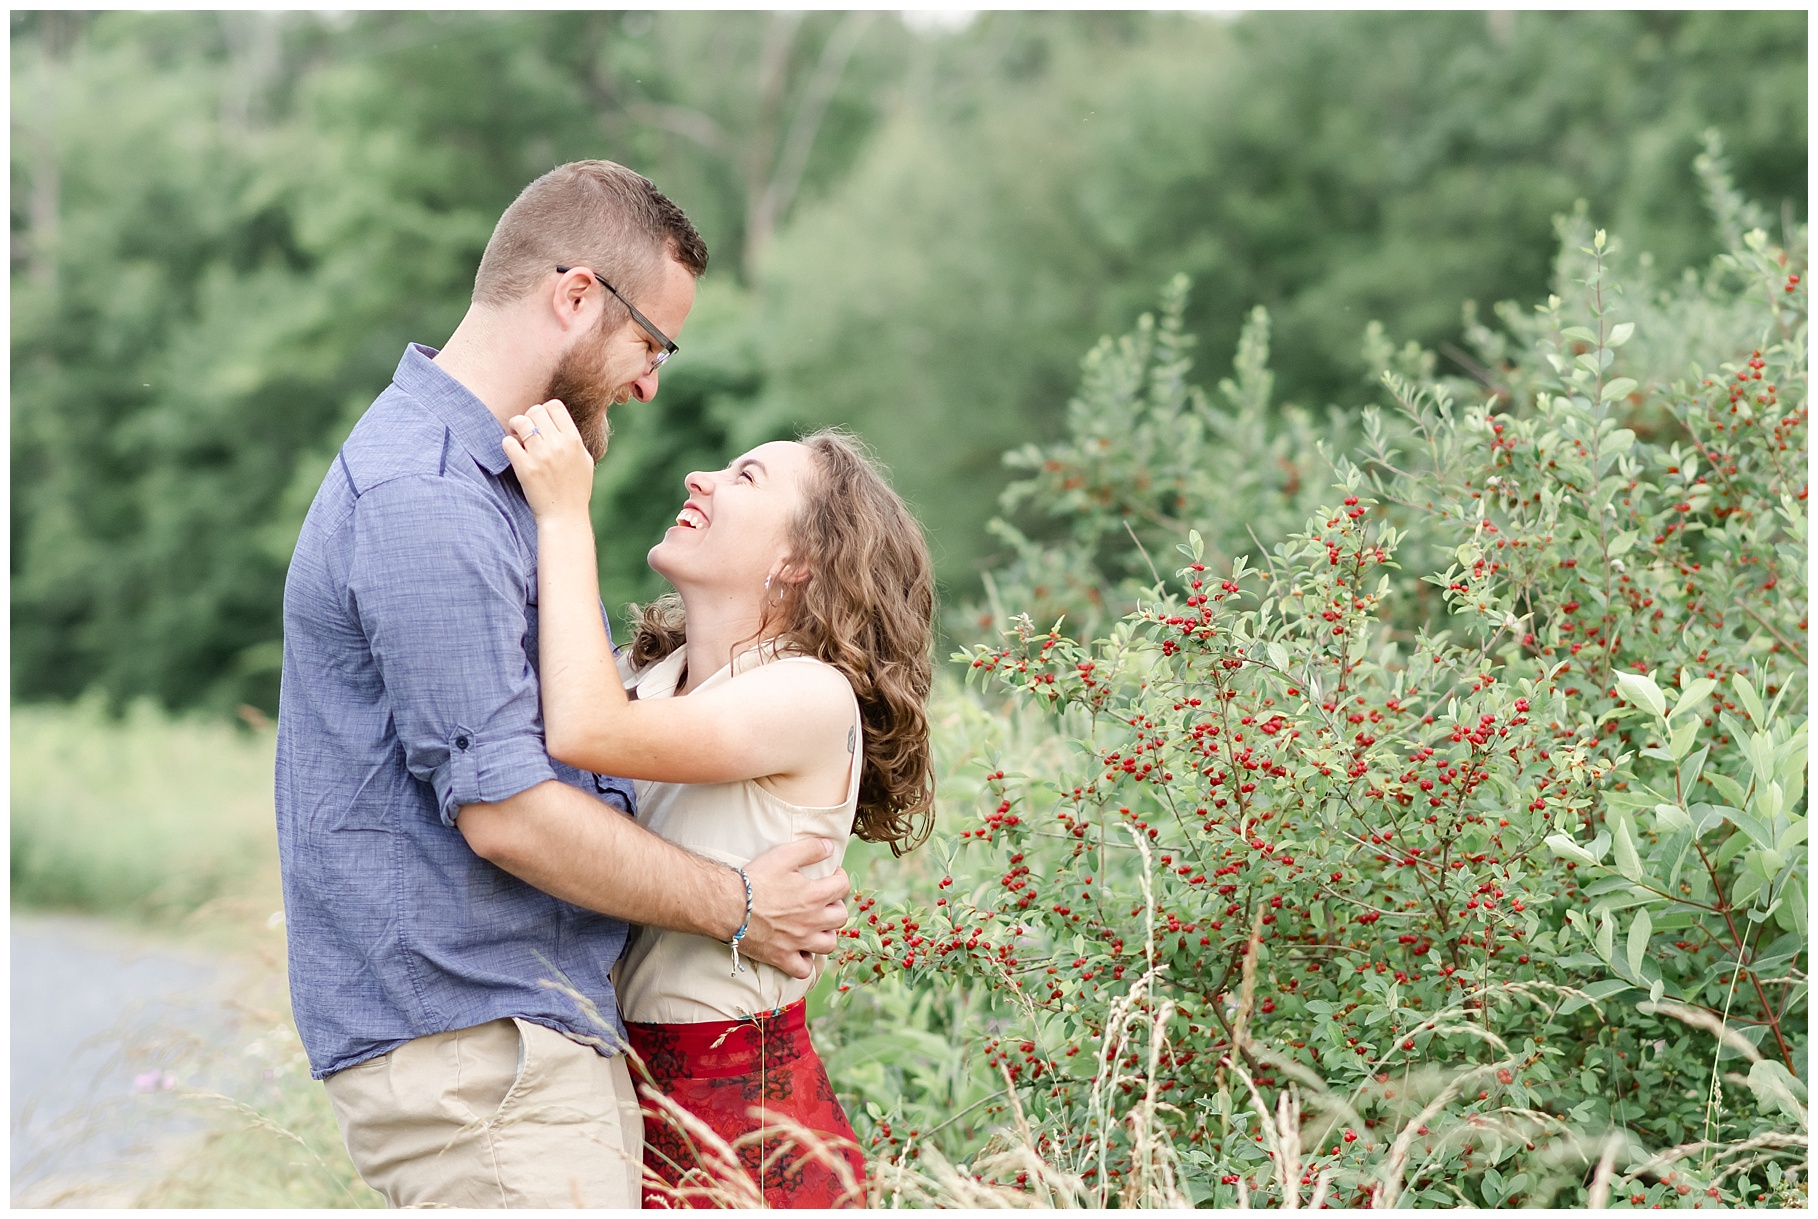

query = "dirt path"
[{"left": 10, "top": 911, "right": 251, "bottom": 1207}]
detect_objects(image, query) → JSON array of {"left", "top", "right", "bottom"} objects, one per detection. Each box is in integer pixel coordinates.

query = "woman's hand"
[{"left": 502, "top": 399, "right": 595, "bottom": 520}]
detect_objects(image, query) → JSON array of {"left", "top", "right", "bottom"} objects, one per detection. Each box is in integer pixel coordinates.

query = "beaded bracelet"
[{"left": 727, "top": 866, "right": 753, "bottom": 976}]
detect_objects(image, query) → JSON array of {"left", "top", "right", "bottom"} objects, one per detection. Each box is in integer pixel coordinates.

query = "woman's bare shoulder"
[{"left": 729, "top": 654, "right": 854, "bottom": 708}]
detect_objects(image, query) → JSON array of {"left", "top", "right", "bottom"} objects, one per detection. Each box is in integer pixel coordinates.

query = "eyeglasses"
[{"left": 555, "top": 265, "right": 677, "bottom": 371}]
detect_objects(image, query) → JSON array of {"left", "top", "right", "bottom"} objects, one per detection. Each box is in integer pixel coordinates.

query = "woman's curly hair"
[{"left": 627, "top": 429, "right": 936, "bottom": 855}]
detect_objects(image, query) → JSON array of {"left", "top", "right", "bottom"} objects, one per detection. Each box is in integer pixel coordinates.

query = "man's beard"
[{"left": 544, "top": 326, "right": 633, "bottom": 460}]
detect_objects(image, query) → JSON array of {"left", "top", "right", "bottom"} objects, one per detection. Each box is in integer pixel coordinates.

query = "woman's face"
[{"left": 648, "top": 440, "right": 815, "bottom": 604}]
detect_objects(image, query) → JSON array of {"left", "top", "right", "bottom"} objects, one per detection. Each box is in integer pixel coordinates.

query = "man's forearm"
[{"left": 457, "top": 780, "right": 741, "bottom": 939}]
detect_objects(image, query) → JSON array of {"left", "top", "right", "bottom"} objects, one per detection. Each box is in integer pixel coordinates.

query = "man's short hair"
[{"left": 472, "top": 160, "right": 707, "bottom": 309}]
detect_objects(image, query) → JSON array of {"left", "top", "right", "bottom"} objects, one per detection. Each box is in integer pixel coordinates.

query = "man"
[{"left": 275, "top": 161, "right": 849, "bottom": 1208}]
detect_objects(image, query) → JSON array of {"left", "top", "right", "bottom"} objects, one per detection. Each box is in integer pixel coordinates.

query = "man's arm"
[{"left": 457, "top": 780, "right": 848, "bottom": 978}]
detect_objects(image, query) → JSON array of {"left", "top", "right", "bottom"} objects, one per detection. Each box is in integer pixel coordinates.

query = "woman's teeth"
[{"left": 676, "top": 506, "right": 708, "bottom": 529}]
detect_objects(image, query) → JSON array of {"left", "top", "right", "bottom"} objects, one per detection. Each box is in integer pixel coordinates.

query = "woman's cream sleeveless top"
[{"left": 612, "top": 643, "right": 861, "bottom": 1024}]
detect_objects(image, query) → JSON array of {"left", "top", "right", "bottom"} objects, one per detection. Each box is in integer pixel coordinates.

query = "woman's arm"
[{"left": 503, "top": 400, "right": 850, "bottom": 784}]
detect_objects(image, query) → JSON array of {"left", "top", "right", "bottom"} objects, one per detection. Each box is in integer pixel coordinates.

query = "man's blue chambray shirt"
[{"left": 276, "top": 344, "right": 638, "bottom": 1079}]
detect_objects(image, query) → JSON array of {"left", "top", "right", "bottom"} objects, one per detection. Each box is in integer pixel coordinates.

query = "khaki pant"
[{"left": 323, "top": 1017, "right": 642, "bottom": 1208}]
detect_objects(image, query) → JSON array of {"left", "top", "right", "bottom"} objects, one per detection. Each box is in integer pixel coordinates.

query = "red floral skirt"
[{"left": 625, "top": 1000, "right": 866, "bottom": 1209}]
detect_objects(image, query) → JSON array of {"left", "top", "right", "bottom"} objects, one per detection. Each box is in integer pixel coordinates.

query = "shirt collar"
[{"left": 391, "top": 343, "right": 512, "bottom": 476}]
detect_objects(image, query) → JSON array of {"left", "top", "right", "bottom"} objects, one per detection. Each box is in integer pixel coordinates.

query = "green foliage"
[
  {"left": 11, "top": 12, "right": 1806, "bottom": 714},
  {"left": 834, "top": 157, "right": 1806, "bottom": 1206},
  {"left": 976, "top": 280, "right": 1343, "bottom": 643},
  {"left": 760, "top": 10, "right": 1807, "bottom": 585},
  {"left": 9, "top": 11, "right": 911, "bottom": 713},
  {"left": 11, "top": 696, "right": 279, "bottom": 918}
]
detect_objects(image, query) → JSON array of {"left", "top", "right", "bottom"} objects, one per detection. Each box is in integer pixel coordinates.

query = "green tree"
[
  {"left": 9, "top": 10, "right": 911, "bottom": 712},
  {"left": 9, "top": 11, "right": 1806, "bottom": 715},
  {"left": 756, "top": 10, "right": 1806, "bottom": 589}
]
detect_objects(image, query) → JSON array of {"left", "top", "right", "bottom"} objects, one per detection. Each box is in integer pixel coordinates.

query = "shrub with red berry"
[{"left": 829, "top": 137, "right": 1805, "bottom": 1209}]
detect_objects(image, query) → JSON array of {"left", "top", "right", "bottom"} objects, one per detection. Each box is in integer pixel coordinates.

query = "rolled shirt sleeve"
[{"left": 346, "top": 474, "right": 556, "bottom": 825}]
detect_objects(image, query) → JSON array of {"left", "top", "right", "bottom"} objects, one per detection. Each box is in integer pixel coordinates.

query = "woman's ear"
[{"left": 764, "top": 560, "right": 810, "bottom": 599}]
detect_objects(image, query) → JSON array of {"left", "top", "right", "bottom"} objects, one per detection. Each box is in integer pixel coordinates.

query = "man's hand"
[
  {"left": 736, "top": 838, "right": 850, "bottom": 980},
  {"left": 458, "top": 784, "right": 849, "bottom": 980}
]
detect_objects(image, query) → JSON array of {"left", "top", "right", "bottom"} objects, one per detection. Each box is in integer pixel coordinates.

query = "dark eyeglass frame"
[{"left": 555, "top": 265, "right": 677, "bottom": 370}]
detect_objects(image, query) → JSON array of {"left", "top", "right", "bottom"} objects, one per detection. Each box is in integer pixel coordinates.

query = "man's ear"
[{"left": 551, "top": 268, "right": 599, "bottom": 333}]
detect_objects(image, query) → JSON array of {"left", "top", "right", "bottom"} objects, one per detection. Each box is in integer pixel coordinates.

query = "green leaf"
[
  {"left": 1777, "top": 732, "right": 1808, "bottom": 792},
  {"left": 1707, "top": 773, "right": 1747, "bottom": 806},
  {"left": 1749, "top": 733, "right": 1777, "bottom": 787},
  {"left": 1600, "top": 377, "right": 1638, "bottom": 402},
  {"left": 1626, "top": 906, "right": 1651, "bottom": 979},
  {"left": 1733, "top": 673, "right": 1766, "bottom": 725},
  {"left": 1615, "top": 671, "right": 1667, "bottom": 718},
  {"left": 1719, "top": 711, "right": 1755, "bottom": 750},
  {"left": 1653, "top": 803, "right": 1693, "bottom": 835},
  {"left": 1546, "top": 834, "right": 1599, "bottom": 867},
  {"left": 1560, "top": 326, "right": 1597, "bottom": 343},
  {"left": 1747, "top": 1061, "right": 1808, "bottom": 1123},
  {"left": 1669, "top": 715, "right": 1700, "bottom": 760},
  {"left": 1670, "top": 678, "right": 1716, "bottom": 719},
  {"left": 1717, "top": 825, "right": 1754, "bottom": 869},
  {"left": 1607, "top": 530, "right": 1638, "bottom": 557},
  {"left": 1607, "top": 322, "right": 1635, "bottom": 347},
  {"left": 1594, "top": 909, "right": 1615, "bottom": 963},
  {"left": 1559, "top": 979, "right": 1629, "bottom": 1015},
  {"left": 1612, "top": 816, "right": 1645, "bottom": 881},
  {"left": 1722, "top": 804, "right": 1775, "bottom": 849},
  {"left": 1776, "top": 876, "right": 1806, "bottom": 935},
  {"left": 1759, "top": 780, "right": 1785, "bottom": 826}
]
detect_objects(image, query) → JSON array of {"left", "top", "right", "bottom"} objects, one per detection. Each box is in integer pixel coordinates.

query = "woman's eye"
[{"left": 738, "top": 470, "right": 754, "bottom": 483}]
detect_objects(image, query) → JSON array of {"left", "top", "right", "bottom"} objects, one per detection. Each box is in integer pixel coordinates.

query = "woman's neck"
[{"left": 673, "top": 589, "right": 770, "bottom": 695}]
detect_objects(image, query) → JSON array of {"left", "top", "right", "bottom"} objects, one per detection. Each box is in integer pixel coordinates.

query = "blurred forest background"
[{"left": 9, "top": 9, "right": 1807, "bottom": 719}]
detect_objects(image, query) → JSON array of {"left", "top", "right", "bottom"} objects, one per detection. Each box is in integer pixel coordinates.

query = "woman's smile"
[{"left": 649, "top": 441, "right": 813, "bottom": 592}]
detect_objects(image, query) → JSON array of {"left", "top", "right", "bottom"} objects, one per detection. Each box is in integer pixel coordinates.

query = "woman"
[{"left": 501, "top": 399, "right": 934, "bottom": 1208}]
